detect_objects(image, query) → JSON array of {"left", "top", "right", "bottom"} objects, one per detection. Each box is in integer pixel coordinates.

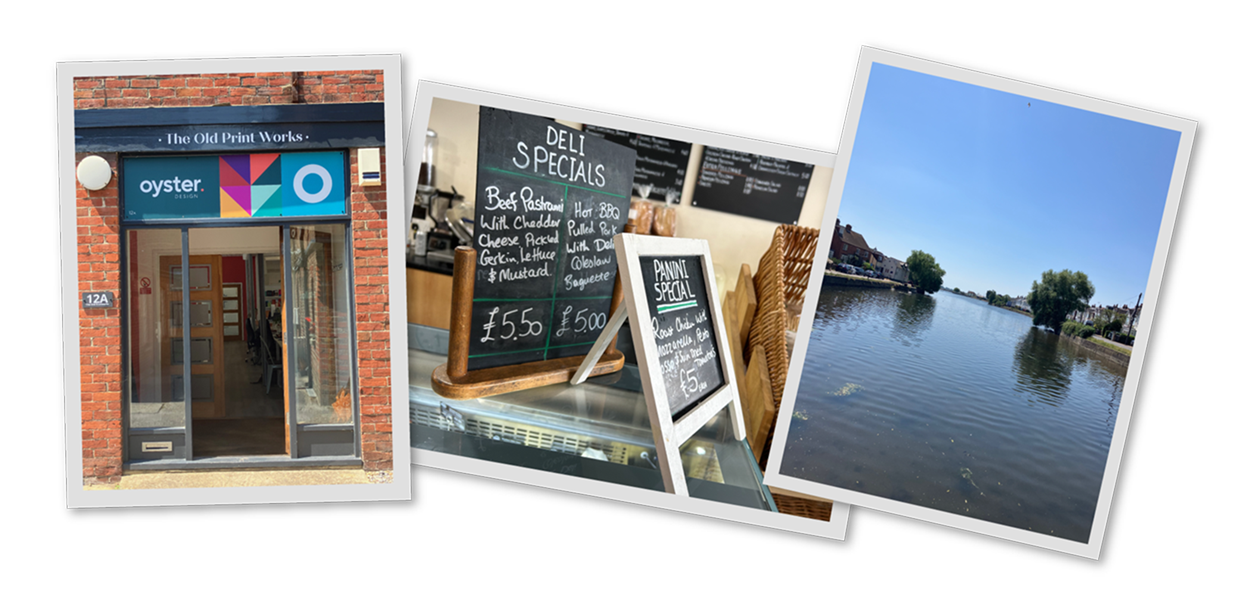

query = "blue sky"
[{"left": 836, "top": 63, "right": 1181, "bottom": 307}]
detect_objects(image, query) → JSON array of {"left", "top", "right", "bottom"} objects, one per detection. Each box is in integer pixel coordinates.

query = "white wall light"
[{"left": 76, "top": 155, "right": 113, "bottom": 191}]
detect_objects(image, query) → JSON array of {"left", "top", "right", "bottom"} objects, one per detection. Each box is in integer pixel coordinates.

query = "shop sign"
[
  {"left": 82, "top": 291, "right": 115, "bottom": 309},
  {"left": 122, "top": 152, "right": 347, "bottom": 221},
  {"left": 74, "top": 103, "right": 386, "bottom": 153}
]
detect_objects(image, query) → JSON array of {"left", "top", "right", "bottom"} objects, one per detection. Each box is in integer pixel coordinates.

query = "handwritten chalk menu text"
[
  {"left": 639, "top": 255, "right": 725, "bottom": 419},
  {"left": 692, "top": 147, "right": 814, "bottom": 224},
  {"left": 583, "top": 125, "right": 692, "bottom": 202},
  {"left": 468, "top": 107, "right": 637, "bottom": 370}
]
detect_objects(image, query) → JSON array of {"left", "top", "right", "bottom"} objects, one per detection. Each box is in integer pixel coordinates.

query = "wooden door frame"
[{"left": 159, "top": 255, "right": 226, "bottom": 420}]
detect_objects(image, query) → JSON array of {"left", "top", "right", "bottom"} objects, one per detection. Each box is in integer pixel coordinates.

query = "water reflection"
[
  {"left": 784, "top": 287, "right": 1131, "bottom": 543},
  {"left": 812, "top": 287, "right": 880, "bottom": 334},
  {"left": 1011, "top": 328, "right": 1072, "bottom": 407},
  {"left": 890, "top": 292, "right": 936, "bottom": 346}
]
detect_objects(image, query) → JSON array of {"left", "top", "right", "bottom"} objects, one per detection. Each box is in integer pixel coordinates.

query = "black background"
[
  {"left": 638, "top": 254, "right": 725, "bottom": 419},
  {"left": 467, "top": 107, "right": 636, "bottom": 370},
  {"left": 691, "top": 147, "right": 814, "bottom": 224},
  {"left": 48, "top": 40, "right": 1210, "bottom": 575},
  {"left": 584, "top": 125, "right": 691, "bottom": 203}
]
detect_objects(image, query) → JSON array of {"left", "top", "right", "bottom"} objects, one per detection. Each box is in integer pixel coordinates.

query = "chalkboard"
[
  {"left": 691, "top": 147, "right": 814, "bottom": 224},
  {"left": 573, "top": 233, "right": 745, "bottom": 495},
  {"left": 467, "top": 107, "right": 637, "bottom": 370},
  {"left": 638, "top": 255, "right": 725, "bottom": 420},
  {"left": 583, "top": 125, "right": 691, "bottom": 202}
]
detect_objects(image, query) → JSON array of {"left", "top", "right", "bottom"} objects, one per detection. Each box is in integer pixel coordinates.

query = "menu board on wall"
[
  {"left": 467, "top": 107, "right": 637, "bottom": 371},
  {"left": 583, "top": 125, "right": 692, "bottom": 203},
  {"left": 638, "top": 254, "right": 726, "bottom": 419},
  {"left": 692, "top": 147, "right": 814, "bottom": 224}
]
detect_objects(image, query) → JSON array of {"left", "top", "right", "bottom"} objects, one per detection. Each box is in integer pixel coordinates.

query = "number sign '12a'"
[{"left": 573, "top": 234, "right": 746, "bottom": 496}]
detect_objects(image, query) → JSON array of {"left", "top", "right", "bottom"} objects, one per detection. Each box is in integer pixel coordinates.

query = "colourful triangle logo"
[
  {"left": 251, "top": 154, "right": 280, "bottom": 185},
  {"left": 222, "top": 155, "right": 251, "bottom": 185},
  {"left": 220, "top": 156, "right": 249, "bottom": 187},
  {"left": 220, "top": 188, "right": 250, "bottom": 218},
  {"left": 251, "top": 185, "right": 282, "bottom": 217}
]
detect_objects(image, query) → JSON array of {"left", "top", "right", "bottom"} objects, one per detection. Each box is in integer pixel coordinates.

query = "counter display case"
[{"left": 409, "top": 325, "right": 777, "bottom": 511}]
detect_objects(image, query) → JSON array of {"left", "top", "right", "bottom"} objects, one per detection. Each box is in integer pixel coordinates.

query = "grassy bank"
[{"left": 1089, "top": 335, "right": 1133, "bottom": 356}]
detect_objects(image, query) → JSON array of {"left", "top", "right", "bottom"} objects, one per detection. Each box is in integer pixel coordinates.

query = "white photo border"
[
  {"left": 406, "top": 81, "right": 849, "bottom": 540},
  {"left": 59, "top": 54, "right": 412, "bottom": 508},
  {"left": 762, "top": 47, "right": 1197, "bottom": 558}
]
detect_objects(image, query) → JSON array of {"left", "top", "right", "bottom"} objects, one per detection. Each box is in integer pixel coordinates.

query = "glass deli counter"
[{"left": 408, "top": 324, "right": 777, "bottom": 511}]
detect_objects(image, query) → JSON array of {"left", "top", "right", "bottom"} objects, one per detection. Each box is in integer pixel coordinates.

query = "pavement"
[
  {"left": 85, "top": 468, "right": 391, "bottom": 490},
  {"left": 1089, "top": 334, "right": 1133, "bottom": 352}
]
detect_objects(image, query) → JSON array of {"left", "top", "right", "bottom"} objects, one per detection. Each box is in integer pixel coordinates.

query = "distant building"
[
  {"left": 877, "top": 254, "right": 909, "bottom": 283},
  {"left": 1070, "top": 303, "right": 1141, "bottom": 335},
  {"left": 1010, "top": 296, "right": 1031, "bottom": 312},
  {"left": 830, "top": 219, "right": 876, "bottom": 265}
]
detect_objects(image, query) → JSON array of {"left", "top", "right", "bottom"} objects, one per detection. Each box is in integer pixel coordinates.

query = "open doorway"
[
  {"left": 125, "top": 223, "right": 357, "bottom": 464},
  {"left": 183, "top": 226, "right": 286, "bottom": 457}
]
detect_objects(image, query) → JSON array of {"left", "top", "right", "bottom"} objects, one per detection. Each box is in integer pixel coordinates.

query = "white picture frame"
[
  {"left": 407, "top": 82, "right": 849, "bottom": 538},
  {"left": 763, "top": 47, "right": 1197, "bottom": 558},
  {"left": 600, "top": 234, "right": 746, "bottom": 495}
]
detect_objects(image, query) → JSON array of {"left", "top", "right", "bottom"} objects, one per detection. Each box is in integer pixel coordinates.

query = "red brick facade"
[
  {"left": 74, "top": 70, "right": 390, "bottom": 484},
  {"left": 73, "top": 71, "right": 384, "bottom": 109},
  {"left": 77, "top": 152, "right": 123, "bottom": 484},
  {"left": 350, "top": 148, "right": 392, "bottom": 471}
]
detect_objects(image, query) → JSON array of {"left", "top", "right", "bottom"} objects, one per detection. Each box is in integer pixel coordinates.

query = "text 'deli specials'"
[{"left": 467, "top": 107, "right": 636, "bottom": 370}]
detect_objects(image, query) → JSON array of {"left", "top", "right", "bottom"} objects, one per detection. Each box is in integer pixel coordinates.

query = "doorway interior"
[{"left": 125, "top": 223, "right": 358, "bottom": 464}]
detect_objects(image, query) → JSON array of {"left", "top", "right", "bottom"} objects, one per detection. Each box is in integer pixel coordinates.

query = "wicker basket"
[
  {"left": 747, "top": 225, "right": 819, "bottom": 467},
  {"left": 772, "top": 491, "right": 835, "bottom": 521}
]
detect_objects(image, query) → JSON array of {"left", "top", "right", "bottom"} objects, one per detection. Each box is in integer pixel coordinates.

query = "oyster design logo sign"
[
  {"left": 219, "top": 153, "right": 281, "bottom": 218},
  {"left": 280, "top": 151, "right": 347, "bottom": 216},
  {"left": 123, "top": 152, "right": 347, "bottom": 221}
]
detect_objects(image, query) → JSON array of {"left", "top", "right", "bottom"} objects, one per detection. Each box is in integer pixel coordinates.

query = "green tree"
[
  {"left": 986, "top": 289, "right": 997, "bottom": 305},
  {"left": 1026, "top": 269, "right": 1095, "bottom": 333},
  {"left": 906, "top": 250, "right": 946, "bottom": 294}
]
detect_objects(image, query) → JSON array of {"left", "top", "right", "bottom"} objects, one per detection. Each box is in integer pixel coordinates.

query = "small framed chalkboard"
[{"left": 573, "top": 233, "right": 745, "bottom": 495}]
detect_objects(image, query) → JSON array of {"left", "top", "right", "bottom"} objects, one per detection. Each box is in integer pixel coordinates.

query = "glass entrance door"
[
  {"left": 125, "top": 223, "right": 358, "bottom": 465},
  {"left": 286, "top": 224, "right": 358, "bottom": 457},
  {"left": 125, "top": 229, "right": 188, "bottom": 460}
]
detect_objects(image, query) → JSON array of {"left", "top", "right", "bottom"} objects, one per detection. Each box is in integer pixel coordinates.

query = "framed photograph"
[
  {"left": 764, "top": 48, "right": 1195, "bottom": 557},
  {"left": 59, "top": 55, "right": 411, "bottom": 507},
  {"left": 406, "top": 82, "right": 848, "bottom": 537}
]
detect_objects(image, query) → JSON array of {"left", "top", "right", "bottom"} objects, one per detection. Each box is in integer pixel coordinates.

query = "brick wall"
[
  {"left": 73, "top": 70, "right": 383, "bottom": 109},
  {"left": 77, "top": 152, "right": 123, "bottom": 484},
  {"left": 75, "top": 70, "right": 392, "bottom": 482},
  {"left": 349, "top": 149, "right": 392, "bottom": 471}
]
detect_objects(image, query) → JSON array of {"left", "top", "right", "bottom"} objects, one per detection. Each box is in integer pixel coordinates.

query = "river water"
[{"left": 780, "top": 287, "right": 1126, "bottom": 542}]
